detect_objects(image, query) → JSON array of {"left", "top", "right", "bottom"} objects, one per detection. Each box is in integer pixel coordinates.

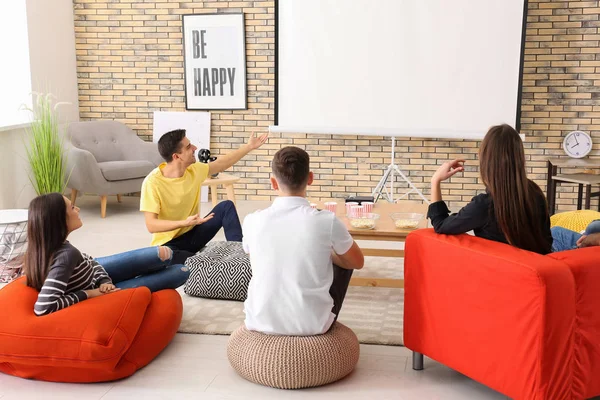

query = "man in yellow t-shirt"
[{"left": 140, "top": 129, "right": 268, "bottom": 259}]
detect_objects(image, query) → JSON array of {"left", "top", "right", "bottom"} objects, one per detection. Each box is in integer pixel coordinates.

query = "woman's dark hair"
[
  {"left": 479, "top": 124, "right": 551, "bottom": 254},
  {"left": 25, "top": 193, "right": 69, "bottom": 291},
  {"left": 158, "top": 129, "right": 186, "bottom": 162}
]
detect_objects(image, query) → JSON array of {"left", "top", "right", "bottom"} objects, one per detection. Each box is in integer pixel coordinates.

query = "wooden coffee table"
[{"left": 314, "top": 200, "right": 428, "bottom": 289}]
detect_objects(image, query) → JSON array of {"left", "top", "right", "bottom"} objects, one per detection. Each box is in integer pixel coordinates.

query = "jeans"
[
  {"left": 330, "top": 264, "right": 354, "bottom": 320},
  {"left": 551, "top": 219, "right": 600, "bottom": 252},
  {"left": 96, "top": 247, "right": 189, "bottom": 292},
  {"left": 165, "top": 200, "right": 243, "bottom": 260}
]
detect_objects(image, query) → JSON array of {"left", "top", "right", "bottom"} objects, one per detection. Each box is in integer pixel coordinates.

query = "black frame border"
[
  {"left": 182, "top": 12, "right": 248, "bottom": 111},
  {"left": 515, "top": 0, "right": 529, "bottom": 132}
]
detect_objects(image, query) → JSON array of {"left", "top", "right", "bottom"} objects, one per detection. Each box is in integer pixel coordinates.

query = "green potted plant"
[
  {"left": 23, "top": 93, "right": 71, "bottom": 195},
  {"left": 0, "top": 94, "right": 72, "bottom": 283}
]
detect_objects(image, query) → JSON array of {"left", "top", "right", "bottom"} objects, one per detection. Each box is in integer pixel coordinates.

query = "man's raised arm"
[{"left": 208, "top": 132, "right": 268, "bottom": 176}]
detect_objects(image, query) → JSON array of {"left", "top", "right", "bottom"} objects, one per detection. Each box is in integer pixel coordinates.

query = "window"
[{"left": 0, "top": 1, "right": 32, "bottom": 129}]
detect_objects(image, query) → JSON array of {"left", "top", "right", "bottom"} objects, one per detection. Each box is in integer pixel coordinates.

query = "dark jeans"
[
  {"left": 96, "top": 247, "right": 189, "bottom": 292},
  {"left": 165, "top": 200, "right": 243, "bottom": 261},
  {"left": 330, "top": 264, "right": 354, "bottom": 319}
]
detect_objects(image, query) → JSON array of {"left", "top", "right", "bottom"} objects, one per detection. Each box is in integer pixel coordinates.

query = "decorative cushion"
[
  {"left": 0, "top": 277, "right": 182, "bottom": 383},
  {"left": 184, "top": 241, "right": 251, "bottom": 301},
  {"left": 98, "top": 160, "right": 156, "bottom": 181},
  {"left": 551, "top": 210, "right": 600, "bottom": 233},
  {"left": 227, "top": 322, "right": 360, "bottom": 389}
]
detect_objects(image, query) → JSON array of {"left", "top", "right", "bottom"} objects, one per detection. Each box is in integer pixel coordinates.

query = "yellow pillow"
[{"left": 550, "top": 210, "right": 600, "bottom": 233}]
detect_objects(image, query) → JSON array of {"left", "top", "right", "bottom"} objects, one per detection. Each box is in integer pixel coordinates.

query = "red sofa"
[{"left": 404, "top": 229, "right": 600, "bottom": 400}]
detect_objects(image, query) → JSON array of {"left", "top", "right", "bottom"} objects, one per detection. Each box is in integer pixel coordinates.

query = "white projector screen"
[{"left": 274, "top": 0, "right": 527, "bottom": 140}]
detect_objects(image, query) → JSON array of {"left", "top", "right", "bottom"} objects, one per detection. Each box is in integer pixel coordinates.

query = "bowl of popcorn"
[
  {"left": 348, "top": 213, "right": 380, "bottom": 230},
  {"left": 390, "top": 212, "right": 424, "bottom": 230}
]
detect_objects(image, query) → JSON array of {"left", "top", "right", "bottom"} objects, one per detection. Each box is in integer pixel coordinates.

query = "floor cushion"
[
  {"left": 0, "top": 277, "right": 182, "bottom": 383},
  {"left": 551, "top": 210, "right": 600, "bottom": 233},
  {"left": 227, "top": 322, "right": 360, "bottom": 389},
  {"left": 184, "top": 241, "right": 251, "bottom": 301}
]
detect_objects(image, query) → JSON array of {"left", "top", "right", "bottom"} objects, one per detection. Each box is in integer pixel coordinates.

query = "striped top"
[{"left": 34, "top": 242, "right": 112, "bottom": 316}]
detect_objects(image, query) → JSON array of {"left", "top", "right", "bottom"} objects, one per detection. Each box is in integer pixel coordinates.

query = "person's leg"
[
  {"left": 166, "top": 200, "right": 243, "bottom": 254},
  {"left": 584, "top": 219, "right": 600, "bottom": 235},
  {"left": 96, "top": 246, "right": 175, "bottom": 283},
  {"left": 329, "top": 264, "right": 354, "bottom": 319},
  {"left": 207, "top": 200, "right": 243, "bottom": 242},
  {"left": 551, "top": 226, "right": 582, "bottom": 252},
  {"left": 114, "top": 264, "right": 190, "bottom": 292},
  {"left": 164, "top": 231, "right": 197, "bottom": 261},
  {"left": 163, "top": 241, "right": 195, "bottom": 265}
]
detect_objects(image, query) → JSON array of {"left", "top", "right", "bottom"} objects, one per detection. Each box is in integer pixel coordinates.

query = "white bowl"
[
  {"left": 390, "top": 212, "right": 424, "bottom": 230},
  {"left": 348, "top": 213, "right": 380, "bottom": 230}
]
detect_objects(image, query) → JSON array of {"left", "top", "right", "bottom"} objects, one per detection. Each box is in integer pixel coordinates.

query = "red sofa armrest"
[
  {"left": 404, "top": 229, "right": 576, "bottom": 400},
  {"left": 548, "top": 247, "right": 600, "bottom": 399}
]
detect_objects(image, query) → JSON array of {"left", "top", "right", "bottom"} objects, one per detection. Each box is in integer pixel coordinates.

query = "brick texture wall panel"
[{"left": 73, "top": 0, "right": 600, "bottom": 210}]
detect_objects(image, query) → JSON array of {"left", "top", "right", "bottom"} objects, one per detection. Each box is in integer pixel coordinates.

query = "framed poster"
[{"left": 182, "top": 13, "right": 247, "bottom": 110}]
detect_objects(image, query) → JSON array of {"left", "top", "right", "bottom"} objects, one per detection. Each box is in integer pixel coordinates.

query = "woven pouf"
[
  {"left": 227, "top": 322, "right": 360, "bottom": 389},
  {"left": 551, "top": 210, "right": 600, "bottom": 233},
  {"left": 184, "top": 241, "right": 251, "bottom": 301}
]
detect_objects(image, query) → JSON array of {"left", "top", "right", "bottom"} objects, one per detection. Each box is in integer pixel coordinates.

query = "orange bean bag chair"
[{"left": 0, "top": 277, "right": 182, "bottom": 383}]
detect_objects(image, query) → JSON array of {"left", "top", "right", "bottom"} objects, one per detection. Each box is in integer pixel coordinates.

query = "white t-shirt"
[{"left": 242, "top": 196, "right": 354, "bottom": 335}]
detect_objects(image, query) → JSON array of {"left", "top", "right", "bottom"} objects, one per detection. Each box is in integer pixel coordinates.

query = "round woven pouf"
[{"left": 227, "top": 322, "right": 360, "bottom": 389}]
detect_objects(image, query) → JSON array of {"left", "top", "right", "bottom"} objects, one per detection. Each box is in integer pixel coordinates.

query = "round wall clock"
[{"left": 563, "top": 131, "right": 592, "bottom": 158}]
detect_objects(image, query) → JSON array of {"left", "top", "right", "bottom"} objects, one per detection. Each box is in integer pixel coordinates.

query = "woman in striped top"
[{"left": 25, "top": 193, "right": 191, "bottom": 316}]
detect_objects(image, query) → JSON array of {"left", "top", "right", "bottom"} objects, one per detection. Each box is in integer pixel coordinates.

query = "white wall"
[
  {"left": 0, "top": 126, "right": 36, "bottom": 209},
  {"left": 0, "top": 0, "right": 79, "bottom": 209},
  {"left": 26, "top": 0, "right": 80, "bottom": 122}
]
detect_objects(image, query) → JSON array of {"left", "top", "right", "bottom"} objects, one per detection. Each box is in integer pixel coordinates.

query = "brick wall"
[
  {"left": 523, "top": 0, "right": 600, "bottom": 211},
  {"left": 73, "top": 0, "right": 600, "bottom": 211}
]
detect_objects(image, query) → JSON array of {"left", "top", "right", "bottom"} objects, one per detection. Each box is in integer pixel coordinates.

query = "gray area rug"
[{"left": 177, "top": 257, "right": 405, "bottom": 345}]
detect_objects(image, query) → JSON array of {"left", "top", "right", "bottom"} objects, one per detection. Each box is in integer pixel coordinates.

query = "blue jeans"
[
  {"left": 96, "top": 247, "right": 189, "bottom": 292},
  {"left": 551, "top": 220, "right": 600, "bottom": 252},
  {"left": 165, "top": 200, "right": 242, "bottom": 258}
]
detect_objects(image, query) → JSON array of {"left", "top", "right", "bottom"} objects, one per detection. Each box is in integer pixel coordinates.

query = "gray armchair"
[{"left": 66, "top": 120, "right": 163, "bottom": 218}]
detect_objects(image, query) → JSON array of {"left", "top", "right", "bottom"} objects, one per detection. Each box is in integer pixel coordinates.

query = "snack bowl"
[
  {"left": 348, "top": 213, "right": 380, "bottom": 230},
  {"left": 390, "top": 212, "right": 424, "bottom": 230}
]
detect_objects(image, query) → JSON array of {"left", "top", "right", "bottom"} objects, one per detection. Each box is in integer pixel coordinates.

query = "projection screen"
[{"left": 273, "top": 0, "right": 527, "bottom": 140}]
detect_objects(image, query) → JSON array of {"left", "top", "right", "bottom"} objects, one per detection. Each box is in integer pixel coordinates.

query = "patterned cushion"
[{"left": 184, "top": 241, "right": 251, "bottom": 301}]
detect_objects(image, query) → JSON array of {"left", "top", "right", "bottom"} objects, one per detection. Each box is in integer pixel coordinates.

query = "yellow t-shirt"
[{"left": 140, "top": 162, "right": 210, "bottom": 246}]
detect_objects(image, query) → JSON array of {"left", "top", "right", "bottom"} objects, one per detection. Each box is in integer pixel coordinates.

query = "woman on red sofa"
[
  {"left": 25, "top": 192, "right": 190, "bottom": 316},
  {"left": 428, "top": 124, "right": 553, "bottom": 255}
]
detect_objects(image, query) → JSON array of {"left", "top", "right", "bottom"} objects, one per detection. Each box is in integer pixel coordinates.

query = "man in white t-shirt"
[{"left": 242, "top": 146, "right": 364, "bottom": 336}]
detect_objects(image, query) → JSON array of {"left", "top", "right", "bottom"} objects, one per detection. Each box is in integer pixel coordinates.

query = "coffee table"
[{"left": 313, "top": 200, "right": 428, "bottom": 288}]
